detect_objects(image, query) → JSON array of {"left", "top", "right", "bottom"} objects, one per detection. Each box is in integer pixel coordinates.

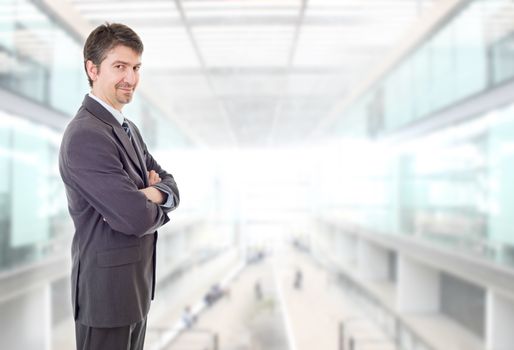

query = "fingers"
[{"left": 147, "top": 170, "right": 161, "bottom": 185}]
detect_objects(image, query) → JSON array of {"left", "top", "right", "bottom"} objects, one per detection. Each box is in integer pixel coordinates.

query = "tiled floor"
[{"left": 167, "top": 247, "right": 396, "bottom": 350}]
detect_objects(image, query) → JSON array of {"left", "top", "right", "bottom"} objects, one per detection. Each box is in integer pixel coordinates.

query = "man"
[{"left": 59, "top": 23, "right": 179, "bottom": 350}]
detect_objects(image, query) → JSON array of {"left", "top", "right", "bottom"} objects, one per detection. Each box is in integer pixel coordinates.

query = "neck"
[{"left": 90, "top": 90, "right": 123, "bottom": 111}]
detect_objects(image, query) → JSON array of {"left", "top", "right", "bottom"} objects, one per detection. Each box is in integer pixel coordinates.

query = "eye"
[
  {"left": 134, "top": 66, "right": 141, "bottom": 72},
  {"left": 115, "top": 65, "right": 124, "bottom": 70}
]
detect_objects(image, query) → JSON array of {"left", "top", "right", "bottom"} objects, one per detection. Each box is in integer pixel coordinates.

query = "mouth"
[{"left": 116, "top": 83, "right": 134, "bottom": 91}]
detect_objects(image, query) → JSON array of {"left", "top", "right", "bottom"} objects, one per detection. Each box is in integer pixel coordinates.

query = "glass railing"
[{"left": 319, "top": 100, "right": 514, "bottom": 271}]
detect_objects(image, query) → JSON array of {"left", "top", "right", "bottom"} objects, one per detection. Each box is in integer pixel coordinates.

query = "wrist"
[{"left": 150, "top": 186, "right": 165, "bottom": 204}]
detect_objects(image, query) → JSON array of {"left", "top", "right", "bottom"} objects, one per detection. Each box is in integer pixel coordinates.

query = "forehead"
[{"left": 103, "top": 45, "right": 141, "bottom": 64}]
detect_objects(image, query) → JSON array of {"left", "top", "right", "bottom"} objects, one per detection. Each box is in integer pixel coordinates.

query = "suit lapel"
[{"left": 82, "top": 95, "right": 144, "bottom": 179}]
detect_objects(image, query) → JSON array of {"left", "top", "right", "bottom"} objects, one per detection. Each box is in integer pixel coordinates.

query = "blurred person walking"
[
  {"left": 182, "top": 305, "right": 196, "bottom": 329},
  {"left": 59, "top": 22, "right": 179, "bottom": 350},
  {"left": 294, "top": 268, "right": 303, "bottom": 290},
  {"left": 254, "top": 280, "right": 263, "bottom": 300}
]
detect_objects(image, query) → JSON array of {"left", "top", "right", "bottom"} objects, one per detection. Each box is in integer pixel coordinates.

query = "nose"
[{"left": 124, "top": 68, "right": 137, "bottom": 85}]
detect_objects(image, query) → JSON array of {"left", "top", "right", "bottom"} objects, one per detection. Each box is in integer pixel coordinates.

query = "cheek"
[{"left": 114, "top": 77, "right": 126, "bottom": 87}]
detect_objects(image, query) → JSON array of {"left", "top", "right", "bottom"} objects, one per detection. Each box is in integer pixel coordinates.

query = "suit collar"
[
  {"left": 82, "top": 94, "right": 121, "bottom": 127},
  {"left": 87, "top": 92, "right": 125, "bottom": 126}
]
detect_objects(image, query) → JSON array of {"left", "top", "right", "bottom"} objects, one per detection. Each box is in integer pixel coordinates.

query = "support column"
[
  {"left": 340, "top": 233, "right": 357, "bottom": 267},
  {"left": 0, "top": 284, "right": 51, "bottom": 350},
  {"left": 486, "top": 290, "right": 514, "bottom": 350},
  {"left": 357, "top": 239, "right": 389, "bottom": 281},
  {"left": 397, "top": 255, "right": 440, "bottom": 312}
]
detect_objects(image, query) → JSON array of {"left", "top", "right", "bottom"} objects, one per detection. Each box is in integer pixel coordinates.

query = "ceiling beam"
[
  {"left": 143, "top": 66, "right": 346, "bottom": 75},
  {"left": 266, "top": 0, "right": 308, "bottom": 147},
  {"left": 85, "top": 16, "right": 367, "bottom": 27},
  {"left": 174, "top": 0, "right": 239, "bottom": 147}
]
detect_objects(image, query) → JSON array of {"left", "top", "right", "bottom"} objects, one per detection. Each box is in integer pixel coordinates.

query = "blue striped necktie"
[
  {"left": 122, "top": 119, "right": 146, "bottom": 183},
  {"left": 122, "top": 119, "right": 132, "bottom": 140}
]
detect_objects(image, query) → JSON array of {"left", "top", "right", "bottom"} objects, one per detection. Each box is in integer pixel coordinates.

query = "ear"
[{"left": 85, "top": 60, "right": 98, "bottom": 83}]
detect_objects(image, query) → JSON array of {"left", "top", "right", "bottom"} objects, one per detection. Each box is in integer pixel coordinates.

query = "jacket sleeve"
[
  {"left": 133, "top": 125, "right": 180, "bottom": 214},
  {"left": 145, "top": 150, "right": 180, "bottom": 214},
  {"left": 63, "top": 127, "right": 169, "bottom": 237}
]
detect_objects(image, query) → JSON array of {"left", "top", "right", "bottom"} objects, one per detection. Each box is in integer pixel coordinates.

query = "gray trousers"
[{"left": 75, "top": 316, "right": 147, "bottom": 350}]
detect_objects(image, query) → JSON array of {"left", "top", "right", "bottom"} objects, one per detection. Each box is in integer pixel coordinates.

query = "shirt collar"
[{"left": 88, "top": 92, "right": 125, "bottom": 126}]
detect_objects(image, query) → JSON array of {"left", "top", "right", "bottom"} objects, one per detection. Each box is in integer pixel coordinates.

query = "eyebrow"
[{"left": 112, "top": 60, "right": 142, "bottom": 67}]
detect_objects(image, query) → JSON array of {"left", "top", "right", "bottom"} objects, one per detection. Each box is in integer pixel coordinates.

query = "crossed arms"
[{"left": 63, "top": 126, "right": 179, "bottom": 237}]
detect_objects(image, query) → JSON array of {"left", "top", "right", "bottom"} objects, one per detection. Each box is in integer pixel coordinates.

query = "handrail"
[{"left": 334, "top": 267, "right": 435, "bottom": 350}]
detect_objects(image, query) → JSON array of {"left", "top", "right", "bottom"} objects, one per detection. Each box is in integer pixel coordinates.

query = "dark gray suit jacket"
[{"left": 59, "top": 95, "right": 179, "bottom": 327}]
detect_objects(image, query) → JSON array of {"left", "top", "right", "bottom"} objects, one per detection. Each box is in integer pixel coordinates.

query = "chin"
[{"left": 117, "top": 95, "right": 132, "bottom": 104}]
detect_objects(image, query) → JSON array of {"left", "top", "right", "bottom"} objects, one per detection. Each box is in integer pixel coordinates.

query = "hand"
[
  {"left": 147, "top": 170, "right": 161, "bottom": 186},
  {"left": 139, "top": 186, "right": 165, "bottom": 205}
]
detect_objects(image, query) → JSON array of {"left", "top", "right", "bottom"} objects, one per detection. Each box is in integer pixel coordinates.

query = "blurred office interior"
[{"left": 1, "top": 0, "right": 514, "bottom": 349}]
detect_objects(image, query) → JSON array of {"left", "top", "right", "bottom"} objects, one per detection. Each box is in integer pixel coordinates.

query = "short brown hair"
[{"left": 83, "top": 22, "right": 144, "bottom": 87}]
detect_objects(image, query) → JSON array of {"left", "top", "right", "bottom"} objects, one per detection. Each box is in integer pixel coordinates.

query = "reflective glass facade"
[
  {"left": 337, "top": 0, "right": 514, "bottom": 136},
  {"left": 324, "top": 104, "right": 514, "bottom": 268},
  {"left": 325, "top": 0, "right": 514, "bottom": 269},
  {"left": 0, "top": 111, "right": 70, "bottom": 271},
  {"left": 0, "top": 0, "right": 84, "bottom": 115}
]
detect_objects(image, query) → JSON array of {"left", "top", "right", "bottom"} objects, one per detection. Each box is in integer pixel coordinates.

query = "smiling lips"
[{"left": 116, "top": 83, "right": 134, "bottom": 93}]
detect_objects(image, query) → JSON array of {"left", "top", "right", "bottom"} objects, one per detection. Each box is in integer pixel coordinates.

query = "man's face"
[{"left": 87, "top": 45, "right": 141, "bottom": 110}]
